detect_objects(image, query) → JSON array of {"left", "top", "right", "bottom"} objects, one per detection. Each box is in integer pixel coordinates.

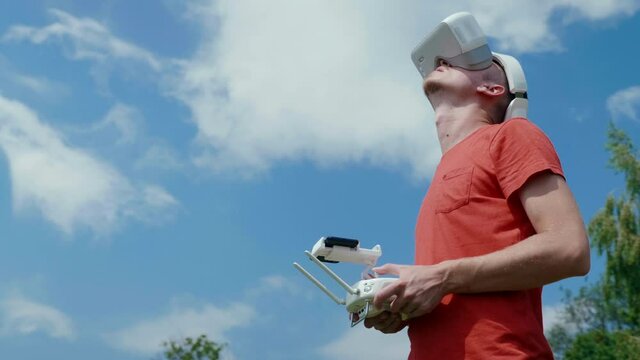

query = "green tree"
[
  {"left": 547, "top": 123, "right": 640, "bottom": 358},
  {"left": 589, "top": 124, "right": 640, "bottom": 329},
  {"left": 159, "top": 335, "right": 225, "bottom": 360},
  {"left": 564, "top": 330, "right": 640, "bottom": 360}
]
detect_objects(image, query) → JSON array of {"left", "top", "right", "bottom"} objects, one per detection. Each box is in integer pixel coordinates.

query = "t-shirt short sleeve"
[{"left": 489, "top": 118, "right": 564, "bottom": 199}]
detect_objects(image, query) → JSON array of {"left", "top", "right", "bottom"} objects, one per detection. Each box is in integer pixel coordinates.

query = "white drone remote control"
[
  {"left": 293, "top": 237, "right": 397, "bottom": 327},
  {"left": 346, "top": 277, "right": 397, "bottom": 325}
]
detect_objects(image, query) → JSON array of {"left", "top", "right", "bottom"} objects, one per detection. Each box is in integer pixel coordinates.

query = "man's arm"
[{"left": 372, "top": 172, "right": 590, "bottom": 318}]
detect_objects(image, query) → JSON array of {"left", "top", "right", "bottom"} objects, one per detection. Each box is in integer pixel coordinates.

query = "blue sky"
[{"left": 0, "top": 1, "right": 639, "bottom": 359}]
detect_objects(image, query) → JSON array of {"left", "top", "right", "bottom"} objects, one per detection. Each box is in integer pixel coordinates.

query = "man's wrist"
[{"left": 438, "top": 258, "right": 468, "bottom": 294}]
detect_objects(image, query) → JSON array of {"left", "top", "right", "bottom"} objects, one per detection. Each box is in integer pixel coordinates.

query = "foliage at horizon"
[
  {"left": 547, "top": 123, "right": 640, "bottom": 359},
  {"left": 158, "top": 335, "right": 225, "bottom": 360}
]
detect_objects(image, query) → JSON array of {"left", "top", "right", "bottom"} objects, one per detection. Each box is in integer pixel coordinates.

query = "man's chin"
[{"left": 423, "top": 80, "right": 443, "bottom": 97}]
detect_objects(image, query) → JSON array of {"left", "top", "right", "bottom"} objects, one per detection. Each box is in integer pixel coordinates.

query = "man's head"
[
  {"left": 411, "top": 13, "right": 528, "bottom": 123},
  {"left": 423, "top": 59, "right": 513, "bottom": 124}
]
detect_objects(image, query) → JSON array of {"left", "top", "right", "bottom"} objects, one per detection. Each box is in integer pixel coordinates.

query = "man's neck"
[{"left": 434, "top": 103, "right": 493, "bottom": 154}]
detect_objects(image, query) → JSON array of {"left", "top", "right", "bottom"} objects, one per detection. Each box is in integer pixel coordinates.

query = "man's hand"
[
  {"left": 372, "top": 263, "right": 449, "bottom": 320},
  {"left": 364, "top": 311, "right": 407, "bottom": 334}
]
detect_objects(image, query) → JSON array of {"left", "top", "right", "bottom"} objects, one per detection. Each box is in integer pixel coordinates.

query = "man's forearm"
[{"left": 440, "top": 227, "right": 590, "bottom": 294}]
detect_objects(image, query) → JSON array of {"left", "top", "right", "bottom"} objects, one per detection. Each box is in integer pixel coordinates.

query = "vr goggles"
[{"left": 411, "top": 12, "right": 528, "bottom": 121}]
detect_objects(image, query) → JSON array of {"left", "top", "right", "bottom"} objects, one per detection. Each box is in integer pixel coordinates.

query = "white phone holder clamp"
[{"left": 293, "top": 237, "right": 397, "bottom": 327}]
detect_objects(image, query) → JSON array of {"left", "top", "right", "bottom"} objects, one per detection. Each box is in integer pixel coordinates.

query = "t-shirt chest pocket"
[{"left": 435, "top": 166, "right": 474, "bottom": 213}]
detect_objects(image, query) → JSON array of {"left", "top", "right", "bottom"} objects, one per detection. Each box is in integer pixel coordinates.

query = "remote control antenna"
[
  {"left": 293, "top": 262, "right": 346, "bottom": 305},
  {"left": 304, "top": 251, "right": 359, "bottom": 295}
]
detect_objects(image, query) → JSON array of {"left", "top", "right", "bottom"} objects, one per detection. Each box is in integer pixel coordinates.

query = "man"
[{"left": 364, "top": 19, "right": 591, "bottom": 360}]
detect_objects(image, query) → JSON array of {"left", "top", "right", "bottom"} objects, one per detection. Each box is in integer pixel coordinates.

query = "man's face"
[
  {"left": 423, "top": 59, "right": 477, "bottom": 100},
  {"left": 423, "top": 59, "right": 506, "bottom": 105}
]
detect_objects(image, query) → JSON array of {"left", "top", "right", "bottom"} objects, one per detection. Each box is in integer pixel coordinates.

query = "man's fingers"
[
  {"left": 405, "top": 301, "right": 437, "bottom": 320},
  {"left": 399, "top": 303, "right": 419, "bottom": 319},
  {"left": 377, "top": 316, "right": 407, "bottom": 334},
  {"left": 387, "top": 317, "right": 407, "bottom": 333},
  {"left": 364, "top": 317, "right": 376, "bottom": 329},
  {"left": 389, "top": 294, "right": 408, "bottom": 314},
  {"left": 373, "top": 281, "right": 403, "bottom": 308},
  {"left": 372, "top": 263, "right": 403, "bottom": 276},
  {"left": 373, "top": 314, "right": 396, "bottom": 331},
  {"left": 364, "top": 311, "right": 408, "bottom": 334},
  {"left": 364, "top": 311, "right": 389, "bottom": 329}
]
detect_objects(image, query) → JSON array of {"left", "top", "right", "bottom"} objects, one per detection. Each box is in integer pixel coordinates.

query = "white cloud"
[
  {"left": 4, "top": 3, "right": 639, "bottom": 178},
  {"left": 171, "top": 0, "right": 441, "bottom": 178},
  {"left": 245, "top": 275, "right": 302, "bottom": 299},
  {"left": 0, "top": 56, "right": 70, "bottom": 99},
  {"left": 543, "top": 303, "right": 566, "bottom": 332},
  {"left": 607, "top": 85, "right": 640, "bottom": 121},
  {"left": 3, "top": 9, "right": 162, "bottom": 71},
  {"left": 559, "top": 0, "right": 640, "bottom": 23},
  {"left": 2, "top": 8, "right": 165, "bottom": 95},
  {"left": 319, "top": 325, "right": 409, "bottom": 360},
  {"left": 135, "top": 144, "right": 183, "bottom": 171},
  {"left": 0, "top": 294, "right": 75, "bottom": 340},
  {"left": 258, "top": 275, "right": 297, "bottom": 291},
  {"left": 169, "top": 0, "right": 640, "bottom": 178},
  {"left": 85, "top": 103, "right": 185, "bottom": 172},
  {"left": 9, "top": 73, "right": 64, "bottom": 96},
  {"left": 106, "top": 302, "right": 254, "bottom": 356},
  {"left": 0, "top": 95, "right": 178, "bottom": 235},
  {"left": 469, "top": 0, "right": 640, "bottom": 53},
  {"left": 141, "top": 185, "right": 179, "bottom": 209},
  {"left": 92, "top": 103, "right": 143, "bottom": 145}
]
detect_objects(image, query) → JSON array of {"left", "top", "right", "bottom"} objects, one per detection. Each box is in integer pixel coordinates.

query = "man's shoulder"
[
  {"left": 497, "top": 117, "right": 540, "bottom": 132},
  {"left": 490, "top": 117, "right": 550, "bottom": 144}
]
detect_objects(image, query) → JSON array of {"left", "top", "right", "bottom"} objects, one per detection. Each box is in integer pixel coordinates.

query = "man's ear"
[{"left": 476, "top": 84, "right": 506, "bottom": 97}]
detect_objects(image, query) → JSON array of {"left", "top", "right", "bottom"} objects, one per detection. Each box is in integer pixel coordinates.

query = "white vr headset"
[{"left": 411, "top": 12, "right": 528, "bottom": 121}]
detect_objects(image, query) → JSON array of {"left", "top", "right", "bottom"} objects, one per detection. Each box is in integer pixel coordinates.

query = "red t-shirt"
[{"left": 410, "top": 118, "right": 562, "bottom": 359}]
